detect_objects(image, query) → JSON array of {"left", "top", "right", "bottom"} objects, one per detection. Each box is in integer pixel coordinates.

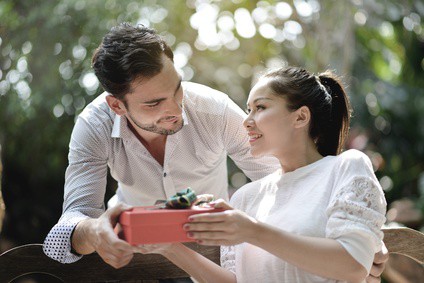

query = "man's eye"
[{"left": 145, "top": 102, "right": 160, "bottom": 108}]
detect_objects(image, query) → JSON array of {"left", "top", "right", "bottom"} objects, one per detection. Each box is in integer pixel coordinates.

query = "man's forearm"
[{"left": 71, "top": 218, "right": 96, "bottom": 255}]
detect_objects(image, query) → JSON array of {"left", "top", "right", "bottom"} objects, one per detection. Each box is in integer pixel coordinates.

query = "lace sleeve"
[
  {"left": 220, "top": 245, "right": 236, "bottom": 274},
  {"left": 326, "top": 176, "right": 386, "bottom": 270}
]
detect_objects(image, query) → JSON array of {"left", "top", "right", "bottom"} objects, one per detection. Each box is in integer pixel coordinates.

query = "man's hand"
[
  {"left": 72, "top": 203, "right": 137, "bottom": 269},
  {"left": 366, "top": 243, "right": 389, "bottom": 283}
]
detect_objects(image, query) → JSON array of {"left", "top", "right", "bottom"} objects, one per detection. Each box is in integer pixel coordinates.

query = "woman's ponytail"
[
  {"left": 317, "top": 72, "right": 351, "bottom": 155},
  {"left": 263, "top": 66, "right": 351, "bottom": 156}
]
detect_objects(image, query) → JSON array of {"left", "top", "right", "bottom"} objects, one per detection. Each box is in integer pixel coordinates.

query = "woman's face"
[{"left": 243, "top": 78, "right": 298, "bottom": 159}]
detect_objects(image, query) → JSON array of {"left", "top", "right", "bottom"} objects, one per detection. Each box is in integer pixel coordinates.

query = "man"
[{"left": 43, "top": 23, "right": 387, "bottom": 281}]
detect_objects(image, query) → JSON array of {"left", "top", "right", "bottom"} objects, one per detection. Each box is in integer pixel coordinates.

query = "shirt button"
[{"left": 164, "top": 172, "right": 167, "bottom": 177}]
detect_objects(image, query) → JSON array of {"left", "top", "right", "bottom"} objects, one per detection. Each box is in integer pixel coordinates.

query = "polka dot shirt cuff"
[{"left": 43, "top": 216, "right": 88, "bottom": 264}]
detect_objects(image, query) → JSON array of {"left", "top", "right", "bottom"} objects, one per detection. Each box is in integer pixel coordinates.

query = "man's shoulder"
[{"left": 78, "top": 92, "right": 115, "bottom": 123}]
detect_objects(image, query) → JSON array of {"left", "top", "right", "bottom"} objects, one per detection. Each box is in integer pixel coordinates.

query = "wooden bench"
[
  {"left": 0, "top": 243, "right": 219, "bottom": 283},
  {"left": 0, "top": 228, "right": 423, "bottom": 283}
]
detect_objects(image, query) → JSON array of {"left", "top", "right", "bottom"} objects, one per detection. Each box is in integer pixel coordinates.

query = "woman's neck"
[{"left": 277, "top": 140, "right": 323, "bottom": 173}]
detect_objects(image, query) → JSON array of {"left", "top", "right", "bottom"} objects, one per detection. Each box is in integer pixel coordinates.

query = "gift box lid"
[{"left": 119, "top": 206, "right": 222, "bottom": 226}]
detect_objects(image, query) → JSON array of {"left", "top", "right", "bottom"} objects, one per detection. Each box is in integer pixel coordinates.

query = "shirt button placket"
[{"left": 162, "top": 167, "right": 176, "bottom": 199}]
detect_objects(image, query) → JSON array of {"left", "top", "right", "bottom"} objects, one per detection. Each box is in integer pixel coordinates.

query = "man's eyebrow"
[{"left": 142, "top": 78, "right": 182, "bottom": 104}]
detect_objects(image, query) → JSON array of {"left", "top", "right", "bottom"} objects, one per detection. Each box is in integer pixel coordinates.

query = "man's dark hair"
[{"left": 92, "top": 22, "right": 174, "bottom": 100}]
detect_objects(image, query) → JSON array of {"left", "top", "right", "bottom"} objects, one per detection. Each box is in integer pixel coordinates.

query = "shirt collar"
[{"left": 111, "top": 114, "right": 126, "bottom": 138}]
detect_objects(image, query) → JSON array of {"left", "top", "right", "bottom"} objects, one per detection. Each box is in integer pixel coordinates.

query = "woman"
[{"left": 139, "top": 66, "right": 386, "bottom": 283}]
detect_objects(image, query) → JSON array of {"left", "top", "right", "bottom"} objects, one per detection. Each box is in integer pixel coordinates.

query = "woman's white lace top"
[{"left": 221, "top": 149, "right": 387, "bottom": 283}]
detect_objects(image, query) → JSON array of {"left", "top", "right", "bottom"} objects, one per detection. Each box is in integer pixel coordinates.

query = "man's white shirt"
[{"left": 43, "top": 82, "right": 279, "bottom": 263}]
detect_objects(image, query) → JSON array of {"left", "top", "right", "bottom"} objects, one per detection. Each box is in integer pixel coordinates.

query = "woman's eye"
[
  {"left": 245, "top": 108, "right": 251, "bottom": 114},
  {"left": 256, "top": 105, "right": 265, "bottom": 111}
]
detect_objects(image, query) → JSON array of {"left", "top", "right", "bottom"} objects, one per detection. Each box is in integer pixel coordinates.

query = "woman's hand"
[
  {"left": 193, "top": 194, "right": 215, "bottom": 206},
  {"left": 184, "top": 199, "right": 259, "bottom": 246}
]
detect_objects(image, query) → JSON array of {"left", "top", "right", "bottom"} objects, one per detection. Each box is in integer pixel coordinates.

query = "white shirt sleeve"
[
  {"left": 326, "top": 152, "right": 386, "bottom": 272},
  {"left": 43, "top": 115, "right": 109, "bottom": 263},
  {"left": 221, "top": 95, "right": 280, "bottom": 180}
]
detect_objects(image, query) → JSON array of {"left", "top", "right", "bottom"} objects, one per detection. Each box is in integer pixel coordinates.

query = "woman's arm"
[
  {"left": 249, "top": 221, "right": 368, "bottom": 282},
  {"left": 138, "top": 243, "right": 236, "bottom": 283},
  {"left": 186, "top": 202, "right": 367, "bottom": 283}
]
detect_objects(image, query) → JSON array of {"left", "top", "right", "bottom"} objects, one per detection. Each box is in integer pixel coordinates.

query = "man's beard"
[{"left": 127, "top": 112, "right": 184, "bottom": 135}]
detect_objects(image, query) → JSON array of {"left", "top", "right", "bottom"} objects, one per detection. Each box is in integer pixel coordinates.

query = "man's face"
[{"left": 122, "top": 55, "right": 184, "bottom": 136}]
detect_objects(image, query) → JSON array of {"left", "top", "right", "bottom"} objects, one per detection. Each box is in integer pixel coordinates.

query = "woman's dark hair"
[
  {"left": 92, "top": 22, "right": 174, "bottom": 100},
  {"left": 263, "top": 66, "right": 351, "bottom": 156}
]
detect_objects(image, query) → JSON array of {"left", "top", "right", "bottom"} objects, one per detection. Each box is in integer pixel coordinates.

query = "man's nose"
[{"left": 166, "top": 96, "right": 183, "bottom": 115}]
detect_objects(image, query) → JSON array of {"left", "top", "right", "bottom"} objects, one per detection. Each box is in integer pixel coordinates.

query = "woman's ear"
[
  {"left": 106, "top": 95, "right": 127, "bottom": 115},
  {"left": 294, "top": 106, "right": 311, "bottom": 128}
]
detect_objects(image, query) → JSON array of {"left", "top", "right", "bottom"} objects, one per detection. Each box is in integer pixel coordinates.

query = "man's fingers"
[
  {"left": 113, "top": 238, "right": 137, "bottom": 252},
  {"left": 106, "top": 202, "right": 133, "bottom": 220},
  {"left": 370, "top": 262, "right": 385, "bottom": 277},
  {"left": 365, "top": 274, "right": 380, "bottom": 283},
  {"left": 98, "top": 242, "right": 135, "bottom": 268},
  {"left": 367, "top": 244, "right": 389, "bottom": 283},
  {"left": 373, "top": 245, "right": 389, "bottom": 264},
  {"left": 102, "top": 251, "right": 134, "bottom": 269}
]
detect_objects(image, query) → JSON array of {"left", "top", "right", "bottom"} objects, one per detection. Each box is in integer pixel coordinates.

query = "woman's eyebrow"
[{"left": 246, "top": 97, "right": 273, "bottom": 107}]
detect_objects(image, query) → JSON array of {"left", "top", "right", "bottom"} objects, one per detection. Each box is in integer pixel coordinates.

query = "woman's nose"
[{"left": 243, "top": 116, "right": 254, "bottom": 129}]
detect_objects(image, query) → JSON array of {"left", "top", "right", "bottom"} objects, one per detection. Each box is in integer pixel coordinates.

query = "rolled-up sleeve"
[{"left": 43, "top": 113, "right": 110, "bottom": 263}]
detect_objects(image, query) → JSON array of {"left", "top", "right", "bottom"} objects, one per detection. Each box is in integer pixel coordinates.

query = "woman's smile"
[{"left": 248, "top": 132, "right": 263, "bottom": 143}]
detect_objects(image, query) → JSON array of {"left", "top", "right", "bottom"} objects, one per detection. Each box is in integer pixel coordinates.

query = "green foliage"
[
  {"left": 352, "top": 0, "right": 424, "bottom": 214},
  {"left": 0, "top": 0, "right": 423, "bottom": 244}
]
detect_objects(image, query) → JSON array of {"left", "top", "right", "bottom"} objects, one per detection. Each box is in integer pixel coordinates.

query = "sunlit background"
[{"left": 0, "top": 0, "right": 423, "bottom": 281}]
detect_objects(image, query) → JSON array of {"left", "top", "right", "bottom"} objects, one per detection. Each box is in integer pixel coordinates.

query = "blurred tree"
[
  {"left": 351, "top": 0, "right": 424, "bottom": 215},
  {"left": 0, "top": 0, "right": 423, "bottom": 249},
  {"left": 0, "top": 144, "right": 4, "bottom": 232}
]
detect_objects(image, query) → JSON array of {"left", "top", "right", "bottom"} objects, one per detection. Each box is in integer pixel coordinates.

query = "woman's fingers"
[
  {"left": 210, "top": 199, "right": 233, "bottom": 210},
  {"left": 193, "top": 194, "right": 215, "bottom": 205},
  {"left": 189, "top": 209, "right": 234, "bottom": 222},
  {"left": 184, "top": 220, "right": 229, "bottom": 231}
]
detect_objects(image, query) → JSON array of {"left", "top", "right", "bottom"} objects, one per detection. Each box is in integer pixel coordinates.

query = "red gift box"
[{"left": 118, "top": 206, "right": 223, "bottom": 245}]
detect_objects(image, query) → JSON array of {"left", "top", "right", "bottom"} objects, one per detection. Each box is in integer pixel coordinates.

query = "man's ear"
[
  {"left": 106, "top": 95, "right": 127, "bottom": 116},
  {"left": 294, "top": 106, "right": 311, "bottom": 129}
]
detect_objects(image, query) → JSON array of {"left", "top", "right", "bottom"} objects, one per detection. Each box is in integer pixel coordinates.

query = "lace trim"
[
  {"left": 326, "top": 176, "right": 386, "bottom": 246},
  {"left": 220, "top": 245, "right": 236, "bottom": 273}
]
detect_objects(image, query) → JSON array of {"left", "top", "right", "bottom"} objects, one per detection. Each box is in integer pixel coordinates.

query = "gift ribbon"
[{"left": 154, "top": 188, "right": 197, "bottom": 209}]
